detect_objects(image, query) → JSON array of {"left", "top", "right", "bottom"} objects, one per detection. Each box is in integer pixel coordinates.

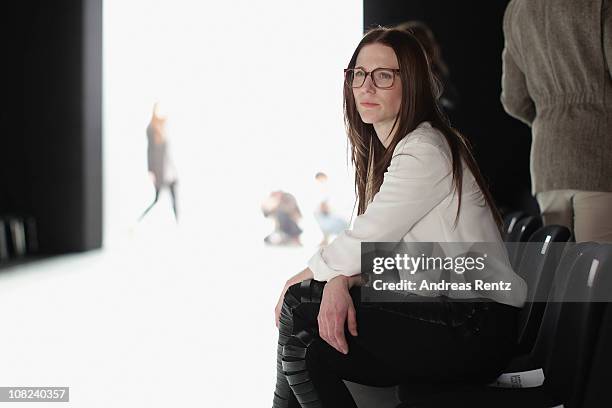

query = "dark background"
[{"left": 1, "top": 0, "right": 102, "bottom": 255}]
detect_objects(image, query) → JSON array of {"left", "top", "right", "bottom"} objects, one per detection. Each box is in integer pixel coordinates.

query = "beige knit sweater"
[{"left": 501, "top": 0, "right": 612, "bottom": 194}]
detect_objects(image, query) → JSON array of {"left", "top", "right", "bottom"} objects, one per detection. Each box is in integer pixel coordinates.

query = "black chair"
[
  {"left": 401, "top": 242, "right": 611, "bottom": 407},
  {"left": 0, "top": 214, "right": 39, "bottom": 267},
  {"left": 515, "top": 225, "right": 571, "bottom": 353},
  {"left": 539, "top": 243, "right": 612, "bottom": 407},
  {"left": 0, "top": 218, "right": 9, "bottom": 262},
  {"left": 502, "top": 211, "right": 527, "bottom": 242},
  {"left": 506, "top": 216, "right": 543, "bottom": 270},
  {"left": 582, "top": 247, "right": 612, "bottom": 408},
  {"left": 23, "top": 216, "right": 38, "bottom": 254},
  {"left": 396, "top": 242, "right": 593, "bottom": 406},
  {"left": 5, "top": 216, "right": 27, "bottom": 257}
]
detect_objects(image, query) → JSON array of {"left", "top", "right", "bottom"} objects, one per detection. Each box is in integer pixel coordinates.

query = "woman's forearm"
[
  {"left": 329, "top": 274, "right": 364, "bottom": 289},
  {"left": 288, "top": 268, "right": 363, "bottom": 288}
]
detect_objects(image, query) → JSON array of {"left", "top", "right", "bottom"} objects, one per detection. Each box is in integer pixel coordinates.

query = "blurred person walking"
[{"left": 138, "top": 102, "right": 179, "bottom": 223}]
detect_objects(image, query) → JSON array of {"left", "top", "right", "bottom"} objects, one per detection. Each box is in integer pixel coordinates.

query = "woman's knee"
[
  {"left": 283, "top": 279, "right": 324, "bottom": 308},
  {"left": 278, "top": 282, "right": 306, "bottom": 340},
  {"left": 282, "top": 282, "right": 303, "bottom": 321},
  {"left": 281, "top": 280, "right": 324, "bottom": 334},
  {"left": 285, "top": 281, "right": 302, "bottom": 301}
]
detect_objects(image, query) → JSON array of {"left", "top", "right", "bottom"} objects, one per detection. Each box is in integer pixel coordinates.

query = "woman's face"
[{"left": 352, "top": 43, "right": 402, "bottom": 130}]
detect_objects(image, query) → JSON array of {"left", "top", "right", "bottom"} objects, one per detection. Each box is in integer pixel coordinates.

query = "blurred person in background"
[
  {"left": 262, "top": 190, "right": 303, "bottom": 246},
  {"left": 396, "top": 20, "right": 459, "bottom": 113},
  {"left": 313, "top": 172, "right": 348, "bottom": 246},
  {"left": 138, "top": 102, "right": 179, "bottom": 223}
]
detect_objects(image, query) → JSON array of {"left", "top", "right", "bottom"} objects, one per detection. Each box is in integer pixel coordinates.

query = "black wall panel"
[{"left": 1, "top": 0, "right": 102, "bottom": 255}]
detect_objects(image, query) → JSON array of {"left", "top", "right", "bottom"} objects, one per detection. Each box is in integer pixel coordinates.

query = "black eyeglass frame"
[{"left": 344, "top": 67, "right": 401, "bottom": 89}]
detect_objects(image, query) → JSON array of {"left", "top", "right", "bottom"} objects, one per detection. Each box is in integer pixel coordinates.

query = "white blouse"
[{"left": 307, "top": 122, "right": 527, "bottom": 308}]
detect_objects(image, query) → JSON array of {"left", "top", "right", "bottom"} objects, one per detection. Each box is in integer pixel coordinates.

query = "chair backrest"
[
  {"left": 529, "top": 242, "right": 598, "bottom": 367},
  {"left": 506, "top": 216, "right": 543, "bottom": 269},
  {"left": 515, "top": 225, "right": 571, "bottom": 353},
  {"left": 544, "top": 243, "right": 612, "bottom": 407},
  {"left": 582, "top": 258, "right": 612, "bottom": 408},
  {"left": 502, "top": 211, "right": 527, "bottom": 241}
]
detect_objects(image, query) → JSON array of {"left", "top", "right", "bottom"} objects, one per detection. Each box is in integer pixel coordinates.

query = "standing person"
[
  {"left": 271, "top": 28, "right": 527, "bottom": 408},
  {"left": 139, "top": 102, "right": 179, "bottom": 223},
  {"left": 396, "top": 21, "right": 459, "bottom": 113},
  {"left": 501, "top": 0, "right": 612, "bottom": 242}
]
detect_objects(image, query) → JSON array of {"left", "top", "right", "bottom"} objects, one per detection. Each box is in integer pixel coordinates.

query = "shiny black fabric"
[{"left": 273, "top": 279, "right": 519, "bottom": 408}]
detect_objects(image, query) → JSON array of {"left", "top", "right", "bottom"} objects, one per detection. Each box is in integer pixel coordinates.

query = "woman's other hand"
[{"left": 318, "top": 275, "right": 359, "bottom": 354}]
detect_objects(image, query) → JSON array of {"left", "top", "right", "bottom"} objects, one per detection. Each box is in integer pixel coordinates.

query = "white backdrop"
[
  {"left": 0, "top": 3, "right": 367, "bottom": 408},
  {"left": 103, "top": 0, "right": 363, "bottom": 248}
]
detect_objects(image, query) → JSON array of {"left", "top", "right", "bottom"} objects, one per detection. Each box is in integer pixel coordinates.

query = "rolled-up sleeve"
[{"left": 308, "top": 141, "right": 453, "bottom": 282}]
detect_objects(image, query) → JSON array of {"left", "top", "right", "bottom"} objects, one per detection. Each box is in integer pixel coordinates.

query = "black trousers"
[
  {"left": 138, "top": 181, "right": 178, "bottom": 222},
  {"left": 273, "top": 279, "right": 519, "bottom": 408}
]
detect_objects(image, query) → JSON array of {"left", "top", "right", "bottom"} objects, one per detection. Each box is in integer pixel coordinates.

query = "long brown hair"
[{"left": 344, "top": 27, "right": 502, "bottom": 230}]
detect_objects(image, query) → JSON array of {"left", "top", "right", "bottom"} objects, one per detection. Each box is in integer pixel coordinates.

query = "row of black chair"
[
  {"left": 0, "top": 215, "right": 38, "bottom": 265},
  {"left": 503, "top": 211, "right": 545, "bottom": 269},
  {"left": 395, "top": 214, "right": 611, "bottom": 407}
]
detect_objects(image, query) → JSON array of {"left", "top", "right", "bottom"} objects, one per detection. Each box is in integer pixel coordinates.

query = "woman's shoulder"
[{"left": 393, "top": 122, "right": 451, "bottom": 162}]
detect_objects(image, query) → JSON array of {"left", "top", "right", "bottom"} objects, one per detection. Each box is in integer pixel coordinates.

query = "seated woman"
[{"left": 272, "top": 27, "right": 527, "bottom": 408}]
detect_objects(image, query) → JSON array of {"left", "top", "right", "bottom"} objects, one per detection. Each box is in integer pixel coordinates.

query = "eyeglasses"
[{"left": 344, "top": 67, "right": 401, "bottom": 89}]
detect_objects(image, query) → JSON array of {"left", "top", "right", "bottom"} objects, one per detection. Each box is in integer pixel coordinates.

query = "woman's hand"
[
  {"left": 317, "top": 275, "right": 359, "bottom": 355},
  {"left": 275, "top": 267, "right": 313, "bottom": 328}
]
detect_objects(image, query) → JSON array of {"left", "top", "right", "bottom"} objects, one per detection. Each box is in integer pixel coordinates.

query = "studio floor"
[{"left": 0, "top": 215, "right": 399, "bottom": 407}]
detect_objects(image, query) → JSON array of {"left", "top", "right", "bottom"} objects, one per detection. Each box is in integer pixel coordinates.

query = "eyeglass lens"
[{"left": 348, "top": 69, "right": 395, "bottom": 88}]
